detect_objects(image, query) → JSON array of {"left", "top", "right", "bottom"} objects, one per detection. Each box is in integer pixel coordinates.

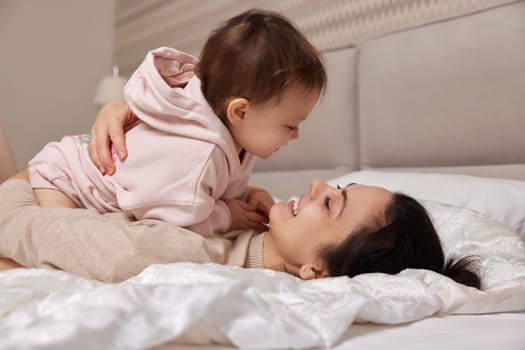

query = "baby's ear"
[
  {"left": 298, "top": 263, "right": 329, "bottom": 280},
  {"left": 226, "top": 98, "right": 249, "bottom": 126}
]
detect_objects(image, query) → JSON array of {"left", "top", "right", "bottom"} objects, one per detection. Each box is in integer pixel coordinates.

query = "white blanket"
[{"left": 1, "top": 202, "right": 524, "bottom": 349}]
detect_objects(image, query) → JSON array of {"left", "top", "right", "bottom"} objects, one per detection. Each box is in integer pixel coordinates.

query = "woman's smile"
[
  {"left": 287, "top": 200, "right": 296, "bottom": 217},
  {"left": 292, "top": 200, "right": 298, "bottom": 216}
]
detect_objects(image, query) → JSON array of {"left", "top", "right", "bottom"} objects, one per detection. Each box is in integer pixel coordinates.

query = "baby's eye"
[
  {"left": 324, "top": 196, "right": 331, "bottom": 209},
  {"left": 286, "top": 126, "right": 298, "bottom": 131}
]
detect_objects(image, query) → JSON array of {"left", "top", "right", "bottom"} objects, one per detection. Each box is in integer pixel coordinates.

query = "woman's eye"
[{"left": 324, "top": 196, "right": 331, "bottom": 209}]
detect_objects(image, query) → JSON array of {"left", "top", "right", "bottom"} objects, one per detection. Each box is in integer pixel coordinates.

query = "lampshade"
[{"left": 93, "top": 66, "right": 127, "bottom": 108}]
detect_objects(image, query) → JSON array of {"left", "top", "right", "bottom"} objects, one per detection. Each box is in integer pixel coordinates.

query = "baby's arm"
[
  {"left": 121, "top": 152, "right": 269, "bottom": 235},
  {"left": 245, "top": 187, "right": 275, "bottom": 220},
  {"left": 224, "top": 198, "right": 269, "bottom": 233},
  {"left": 199, "top": 154, "right": 270, "bottom": 233},
  {"left": 123, "top": 186, "right": 268, "bottom": 236}
]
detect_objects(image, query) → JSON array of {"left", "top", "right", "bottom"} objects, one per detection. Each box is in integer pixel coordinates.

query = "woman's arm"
[
  {"left": 0, "top": 171, "right": 26, "bottom": 272},
  {"left": 0, "top": 178, "right": 238, "bottom": 282}
]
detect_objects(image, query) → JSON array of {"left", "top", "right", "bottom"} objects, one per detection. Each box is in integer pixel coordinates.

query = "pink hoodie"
[{"left": 29, "top": 47, "right": 255, "bottom": 237}]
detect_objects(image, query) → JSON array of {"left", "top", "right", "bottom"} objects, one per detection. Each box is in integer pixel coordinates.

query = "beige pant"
[{"left": 0, "top": 180, "right": 246, "bottom": 282}]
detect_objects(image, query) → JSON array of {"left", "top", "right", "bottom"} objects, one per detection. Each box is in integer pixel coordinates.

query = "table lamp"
[{"left": 93, "top": 65, "right": 127, "bottom": 108}]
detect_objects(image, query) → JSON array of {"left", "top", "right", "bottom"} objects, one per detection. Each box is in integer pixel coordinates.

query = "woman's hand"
[
  {"left": 225, "top": 198, "right": 269, "bottom": 233},
  {"left": 88, "top": 101, "right": 138, "bottom": 175}
]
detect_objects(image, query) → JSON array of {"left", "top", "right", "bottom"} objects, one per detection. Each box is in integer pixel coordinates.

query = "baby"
[{"left": 28, "top": 9, "right": 326, "bottom": 237}]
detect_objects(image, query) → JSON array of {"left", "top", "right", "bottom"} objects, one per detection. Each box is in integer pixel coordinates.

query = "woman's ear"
[
  {"left": 298, "top": 263, "right": 329, "bottom": 280},
  {"left": 226, "top": 98, "right": 249, "bottom": 126}
]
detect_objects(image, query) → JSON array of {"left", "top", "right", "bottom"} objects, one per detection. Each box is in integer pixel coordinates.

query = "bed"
[{"left": 1, "top": 2, "right": 525, "bottom": 349}]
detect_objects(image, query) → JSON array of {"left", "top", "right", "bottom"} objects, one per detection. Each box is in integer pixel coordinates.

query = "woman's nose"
[{"left": 309, "top": 179, "right": 325, "bottom": 198}]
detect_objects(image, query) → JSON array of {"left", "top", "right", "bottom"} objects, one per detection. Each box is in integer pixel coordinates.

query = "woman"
[{"left": 0, "top": 170, "right": 480, "bottom": 288}]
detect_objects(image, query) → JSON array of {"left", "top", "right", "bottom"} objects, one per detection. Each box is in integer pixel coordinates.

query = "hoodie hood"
[{"left": 123, "top": 47, "right": 238, "bottom": 160}]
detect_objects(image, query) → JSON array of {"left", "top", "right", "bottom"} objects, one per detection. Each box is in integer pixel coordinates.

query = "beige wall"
[{"left": 0, "top": 0, "right": 114, "bottom": 169}]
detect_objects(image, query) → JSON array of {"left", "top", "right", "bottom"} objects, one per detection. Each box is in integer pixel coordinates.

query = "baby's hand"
[
  {"left": 246, "top": 187, "right": 275, "bottom": 220},
  {"left": 225, "top": 198, "right": 268, "bottom": 233}
]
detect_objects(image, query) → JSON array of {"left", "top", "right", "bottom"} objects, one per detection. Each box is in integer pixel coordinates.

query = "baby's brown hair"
[{"left": 198, "top": 9, "right": 327, "bottom": 122}]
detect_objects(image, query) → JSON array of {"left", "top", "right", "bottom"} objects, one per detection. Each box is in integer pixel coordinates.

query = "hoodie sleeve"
[
  {"left": 184, "top": 148, "right": 234, "bottom": 235},
  {"left": 186, "top": 199, "right": 231, "bottom": 237},
  {"left": 119, "top": 148, "right": 233, "bottom": 237}
]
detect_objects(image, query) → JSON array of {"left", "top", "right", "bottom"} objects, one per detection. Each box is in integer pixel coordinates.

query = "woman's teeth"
[{"left": 293, "top": 200, "right": 299, "bottom": 216}]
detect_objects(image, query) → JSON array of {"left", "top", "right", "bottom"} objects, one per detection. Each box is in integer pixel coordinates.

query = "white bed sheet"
[
  {"left": 335, "top": 312, "right": 525, "bottom": 350},
  {"left": 159, "top": 313, "right": 525, "bottom": 350},
  {"left": 1, "top": 199, "right": 524, "bottom": 349}
]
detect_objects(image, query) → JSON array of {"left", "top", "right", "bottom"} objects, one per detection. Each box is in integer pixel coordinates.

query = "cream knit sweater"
[{"left": 0, "top": 180, "right": 264, "bottom": 282}]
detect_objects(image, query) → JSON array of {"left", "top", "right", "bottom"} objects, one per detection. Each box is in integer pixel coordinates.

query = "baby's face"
[{"left": 230, "top": 85, "right": 320, "bottom": 159}]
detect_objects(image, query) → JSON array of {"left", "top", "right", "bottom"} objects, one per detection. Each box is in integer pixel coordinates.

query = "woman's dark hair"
[
  {"left": 197, "top": 8, "right": 327, "bottom": 122},
  {"left": 318, "top": 193, "right": 481, "bottom": 289}
]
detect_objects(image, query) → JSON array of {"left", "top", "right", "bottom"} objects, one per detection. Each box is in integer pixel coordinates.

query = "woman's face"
[{"left": 264, "top": 180, "right": 393, "bottom": 277}]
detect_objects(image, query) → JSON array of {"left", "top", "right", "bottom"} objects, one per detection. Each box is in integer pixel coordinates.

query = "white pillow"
[{"left": 327, "top": 170, "right": 525, "bottom": 240}]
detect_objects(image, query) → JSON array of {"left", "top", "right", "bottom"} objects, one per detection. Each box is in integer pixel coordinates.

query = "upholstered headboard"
[
  {"left": 1, "top": 2, "right": 523, "bottom": 199},
  {"left": 251, "top": 1, "right": 525, "bottom": 199}
]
